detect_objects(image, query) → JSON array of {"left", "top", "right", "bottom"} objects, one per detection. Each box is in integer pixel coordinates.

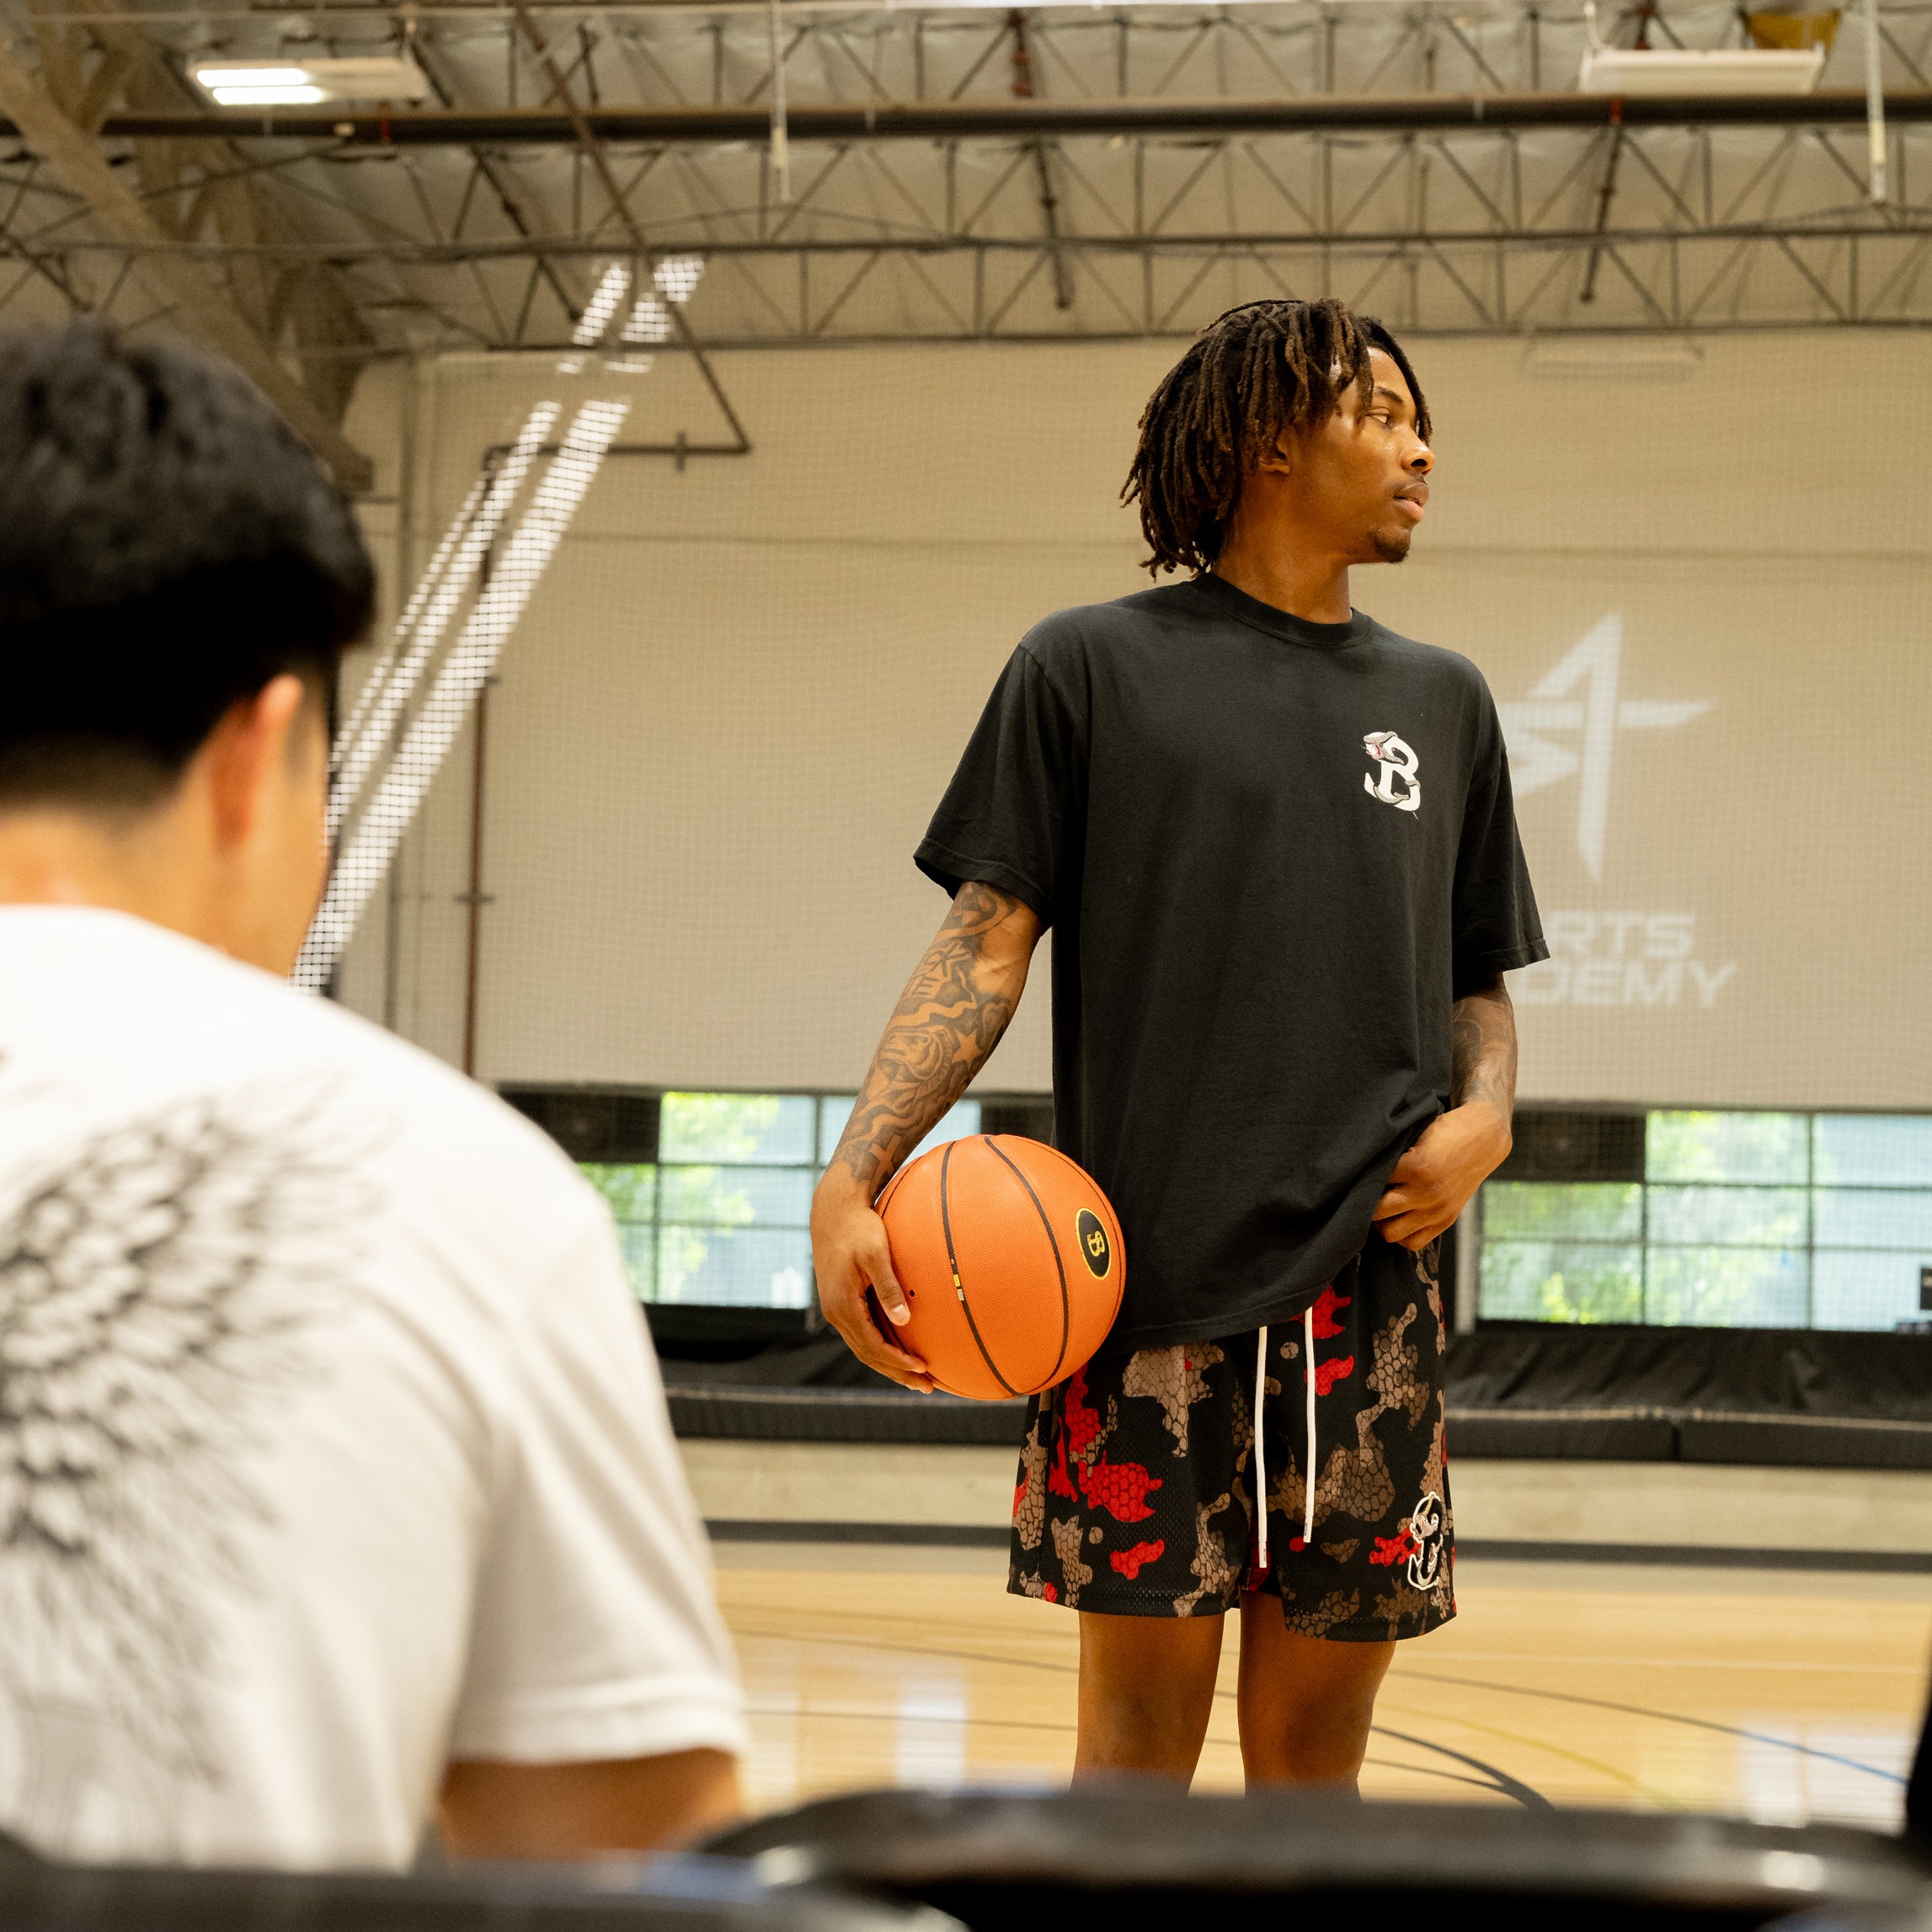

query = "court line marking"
[
  {"left": 1399, "top": 1670, "right": 1909, "bottom": 1784},
  {"left": 733, "top": 1611, "right": 1905, "bottom": 1796},
  {"left": 729, "top": 1620, "right": 1550, "bottom": 1809},
  {"left": 1370, "top": 1723, "right": 1551, "bottom": 1809},
  {"left": 1374, "top": 1699, "right": 1670, "bottom": 1806},
  {"left": 1363, "top": 1755, "right": 1524, "bottom": 1798},
  {"left": 743, "top": 1698, "right": 1534, "bottom": 1806},
  {"left": 1408, "top": 1650, "right": 1924, "bottom": 1677}
]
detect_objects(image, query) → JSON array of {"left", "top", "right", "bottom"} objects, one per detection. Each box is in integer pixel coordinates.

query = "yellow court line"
[{"left": 1373, "top": 1698, "right": 1681, "bottom": 1806}]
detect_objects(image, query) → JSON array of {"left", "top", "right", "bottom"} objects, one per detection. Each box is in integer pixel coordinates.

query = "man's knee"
[{"left": 1076, "top": 1612, "right": 1224, "bottom": 1769}]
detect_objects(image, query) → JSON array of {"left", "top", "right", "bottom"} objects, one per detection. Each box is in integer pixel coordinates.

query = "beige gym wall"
[{"left": 337, "top": 330, "right": 1931, "bottom": 1111}]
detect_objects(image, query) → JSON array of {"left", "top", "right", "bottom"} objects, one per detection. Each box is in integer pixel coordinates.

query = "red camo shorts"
[{"left": 1008, "top": 1236, "right": 1454, "bottom": 1641}]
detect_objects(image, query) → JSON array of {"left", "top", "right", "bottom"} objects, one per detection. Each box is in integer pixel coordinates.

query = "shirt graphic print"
[
  {"left": 0, "top": 1081, "right": 377, "bottom": 1850},
  {"left": 0, "top": 908, "right": 745, "bottom": 1870}
]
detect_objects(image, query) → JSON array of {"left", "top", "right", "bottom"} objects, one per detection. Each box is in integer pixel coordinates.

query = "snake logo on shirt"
[{"left": 1362, "top": 731, "right": 1422, "bottom": 813}]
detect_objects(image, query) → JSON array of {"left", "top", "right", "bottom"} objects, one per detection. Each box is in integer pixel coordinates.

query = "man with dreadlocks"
[{"left": 811, "top": 297, "right": 1545, "bottom": 1788}]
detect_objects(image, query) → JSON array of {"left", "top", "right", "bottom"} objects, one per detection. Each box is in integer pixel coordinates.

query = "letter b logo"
[{"left": 1075, "top": 1209, "right": 1113, "bottom": 1280}]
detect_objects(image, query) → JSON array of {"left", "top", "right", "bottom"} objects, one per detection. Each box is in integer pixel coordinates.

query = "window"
[
  {"left": 574, "top": 1091, "right": 987, "bottom": 1308},
  {"left": 1477, "top": 1111, "right": 1932, "bottom": 1331}
]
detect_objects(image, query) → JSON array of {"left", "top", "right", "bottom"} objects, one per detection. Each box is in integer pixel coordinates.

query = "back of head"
[
  {"left": 0, "top": 322, "right": 375, "bottom": 810},
  {"left": 1123, "top": 296, "right": 1431, "bottom": 578}
]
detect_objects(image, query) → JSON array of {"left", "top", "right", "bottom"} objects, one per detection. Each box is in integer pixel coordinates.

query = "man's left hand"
[{"left": 1371, "top": 1103, "right": 1512, "bottom": 1252}]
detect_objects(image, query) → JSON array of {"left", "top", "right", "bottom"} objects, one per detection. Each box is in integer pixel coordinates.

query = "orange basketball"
[{"left": 877, "top": 1134, "right": 1125, "bottom": 1401}]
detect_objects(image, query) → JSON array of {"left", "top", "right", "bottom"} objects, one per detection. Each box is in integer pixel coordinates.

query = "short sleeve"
[
  {"left": 1452, "top": 680, "right": 1549, "bottom": 999},
  {"left": 915, "top": 643, "right": 1084, "bottom": 929},
  {"left": 447, "top": 1210, "right": 747, "bottom": 1765}
]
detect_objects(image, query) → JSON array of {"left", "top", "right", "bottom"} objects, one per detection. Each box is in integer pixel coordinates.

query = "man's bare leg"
[
  {"left": 1075, "top": 1611, "right": 1226, "bottom": 1781},
  {"left": 1235, "top": 1593, "right": 1395, "bottom": 1789}
]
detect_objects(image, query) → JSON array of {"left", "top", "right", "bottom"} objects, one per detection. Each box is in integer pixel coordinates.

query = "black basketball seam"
[
  {"left": 984, "top": 1134, "right": 1071, "bottom": 1387},
  {"left": 939, "top": 1139, "right": 1021, "bottom": 1399}
]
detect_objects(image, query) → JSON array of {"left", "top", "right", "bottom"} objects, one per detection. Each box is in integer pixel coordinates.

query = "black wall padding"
[
  {"left": 502, "top": 1086, "right": 661, "bottom": 1164},
  {"left": 666, "top": 1385, "right": 1932, "bottom": 1466},
  {"left": 705, "top": 1789, "right": 1929, "bottom": 1928},
  {"left": 1450, "top": 1326, "right": 1932, "bottom": 1422},
  {"left": 1449, "top": 1405, "right": 1932, "bottom": 1470},
  {"left": 1677, "top": 1412, "right": 1932, "bottom": 1469},
  {"left": 1494, "top": 1108, "right": 1647, "bottom": 1183},
  {"left": 1448, "top": 1406, "right": 1680, "bottom": 1461},
  {"left": 659, "top": 1329, "right": 909, "bottom": 1391},
  {"left": 667, "top": 1385, "right": 1029, "bottom": 1446},
  {"left": 660, "top": 1325, "right": 1932, "bottom": 1466}
]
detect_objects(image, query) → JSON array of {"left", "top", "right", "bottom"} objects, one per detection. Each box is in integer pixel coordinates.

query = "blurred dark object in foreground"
[
  {"left": 0, "top": 1842, "right": 956, "bottom": 1932},
  {"left": 710, "top": 1790, "right": 1932, "bottom": 1932}
]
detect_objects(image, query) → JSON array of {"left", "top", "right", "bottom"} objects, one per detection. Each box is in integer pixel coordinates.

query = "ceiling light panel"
[
  {"left": 189, "top": 56, "right": 431, "bottom": 106},
  {"left": 653, "top": 257, "right": 706, "bottom": 305},
  {"left": 1576, "top": 44, "right": 1826, "bottom": 94},
  {"left": 573, "top": 264, "right": 632, "bottom": 347}
]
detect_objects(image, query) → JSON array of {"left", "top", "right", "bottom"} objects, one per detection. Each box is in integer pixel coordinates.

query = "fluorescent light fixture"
[
  {"left": 604, "top": 356, "right": 655, "bottom": 376},
  {"left": 653, "top": 256, "right": 706, "bottom": 305},
  {"left": 190, "top": 55, "right": 430, "bottom": 106},
  {"left": 574, "top": 264, "right": 631, "bottom": 346},
  {"left": 1577, "top": 44, "right": 1825, "bottom": 93},
  {"left": 211, "top": 83, "right": 328, "bottom": 105},
  {"left": 1523, "top": 337, "right": 1704, "bottom": 379},
  {"left": 624, "top": 292, "right": 672, "bottom": 344},
  {"left": 326, "top": 405, "right": 559, "bottom": 843},
  {"left": 196, "top": 65, "right": 310, "bottom": 85},
  {"left": 297, "top": 400, "right": 630, "bottom": 993},
  {"left": 1577, "top": 4, "right": 1824, "bottom": 94}
]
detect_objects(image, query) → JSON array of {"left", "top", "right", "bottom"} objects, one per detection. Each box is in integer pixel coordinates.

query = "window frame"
[{"left": 1476, "top": 1109, "right": 1932, "bottom": 1332}]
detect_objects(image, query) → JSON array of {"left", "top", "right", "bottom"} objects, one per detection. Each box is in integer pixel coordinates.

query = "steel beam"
[
  {"left": 40, "top": 88, "right": 1932, "bottom": 147},
  {"left": 0, "top": 40, "right": 373, "bottom": 487}
]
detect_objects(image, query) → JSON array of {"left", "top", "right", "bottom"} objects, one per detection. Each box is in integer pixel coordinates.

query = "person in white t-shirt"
[{"left": 0, "top": 321, "right": 746, "bottom": 1871}]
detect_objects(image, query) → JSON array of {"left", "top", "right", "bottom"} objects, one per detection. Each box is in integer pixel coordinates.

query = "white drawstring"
[
  {"left": 1253, "top": 1325, "right": 1269, "bottom": 1572},
  {"left": 1302, "top": 1304, "right": 1317, "bottom": 1549},
  {"left": 1257, "top": 1303, "right": 1322, "bottom": 1577}
]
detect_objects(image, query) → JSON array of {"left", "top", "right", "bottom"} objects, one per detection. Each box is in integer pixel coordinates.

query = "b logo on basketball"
[{"left": 1075, "top": 1209, "right": 1113, "bottom": 1279}]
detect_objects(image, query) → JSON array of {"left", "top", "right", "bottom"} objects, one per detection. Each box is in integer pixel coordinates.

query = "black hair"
[
  {"left": 1121, "top": 297, "right": 1433, "bottom": 578},
  {"left": 0, "top": 320, "right": 375, "bottom": 808}
]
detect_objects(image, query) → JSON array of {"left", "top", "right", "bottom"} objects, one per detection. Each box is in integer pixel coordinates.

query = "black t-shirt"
[{"left": 915, "top": 572, "right": 1548, "bottom": 1348}]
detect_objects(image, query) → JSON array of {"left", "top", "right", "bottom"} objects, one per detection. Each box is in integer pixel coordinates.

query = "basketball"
[{"left": 876, "top": 1135, "right": 1125, "bottom": 1401}]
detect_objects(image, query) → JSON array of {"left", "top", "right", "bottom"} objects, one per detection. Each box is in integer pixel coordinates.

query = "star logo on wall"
[{"left": 1498, "top": 615, "right": 1712, "bottom": 882}]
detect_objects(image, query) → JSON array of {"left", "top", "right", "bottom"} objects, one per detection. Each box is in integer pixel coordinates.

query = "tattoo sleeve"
[
  {"left": 830, "top": 881, "right": 1036, "bottom": 1198},
  {"left": 1450, "top": 976, "right": 1518, "bottom": 1129}
]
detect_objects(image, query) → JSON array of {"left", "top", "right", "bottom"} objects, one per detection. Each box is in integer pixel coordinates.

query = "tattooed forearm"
[
  {"left": 830, "top": 881, "right": 1041, "bottom": 1197},
  {"left": 1451, "top": 975, "right": 1518, "bottom": 1131}
]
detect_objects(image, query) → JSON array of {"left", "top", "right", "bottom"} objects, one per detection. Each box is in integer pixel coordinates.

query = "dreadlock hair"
[{"left": 1121, "top": 297, "right": 1432, "bottom": 578}]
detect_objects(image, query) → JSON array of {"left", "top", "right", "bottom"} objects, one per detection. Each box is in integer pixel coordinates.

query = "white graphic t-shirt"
[{"left": 0, "top": 908, "right": 746, "bottom": 1871}]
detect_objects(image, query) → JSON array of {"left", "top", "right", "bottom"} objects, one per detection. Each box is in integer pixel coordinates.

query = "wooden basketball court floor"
[{"left": 712, "top": 1542, "right": 1929, "bottom": 1828}]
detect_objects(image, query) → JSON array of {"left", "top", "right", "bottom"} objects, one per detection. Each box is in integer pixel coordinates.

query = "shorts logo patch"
[
  {"left": 1406, "top": 1491, "right": 1447, "bottom": 1590},
  {"left": 1075, "top": 1209, "right": 1113, "bottom": 1279}
]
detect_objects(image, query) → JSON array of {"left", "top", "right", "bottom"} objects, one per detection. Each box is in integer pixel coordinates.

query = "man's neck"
[
  {"left": 0, "top": 809, "right": 201, "bottom": 937},
  {"left": 1209, "top": 536, "right": 1353, "bottom": 626}
]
